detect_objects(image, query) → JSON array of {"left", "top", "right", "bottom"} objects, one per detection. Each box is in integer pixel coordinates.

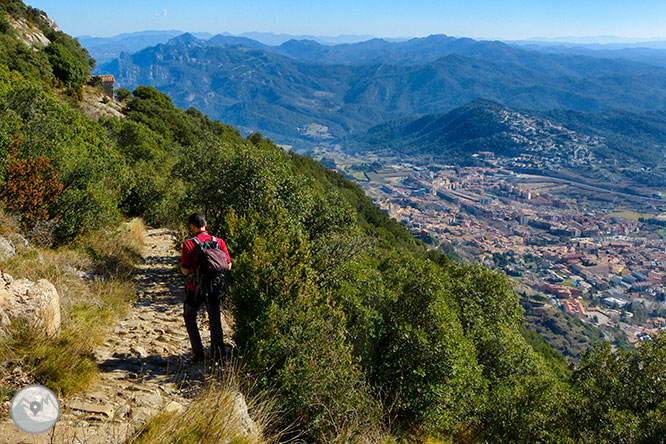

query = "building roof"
[{"left": 96, "top": 74, "right": 115, "bottom": 82}]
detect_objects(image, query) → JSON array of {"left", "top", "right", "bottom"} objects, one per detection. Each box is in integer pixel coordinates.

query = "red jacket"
[{"left": 181, "top": 231, "right": 231, "bottom": 291}]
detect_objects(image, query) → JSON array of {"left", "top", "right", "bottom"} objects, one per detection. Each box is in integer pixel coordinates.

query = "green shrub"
[
  {"left": 43, "top": 42, "right": 87, "bottom": 89},
  {"left": 229, "top": 208, "right": 382, "bottom": 442},
  {"left": 372, "top": 254, "right": 484, "bottom": 436},
  {"left": 568, "top": 338, "right": 666, "bottom": 443},
  {"left": 115, "top": 87, "right": 132, "bottom": 102}
]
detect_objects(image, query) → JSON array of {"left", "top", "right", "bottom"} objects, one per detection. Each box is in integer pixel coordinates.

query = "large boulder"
[{"left": 0, "top": 272, "right": 61, "bottom": 336}]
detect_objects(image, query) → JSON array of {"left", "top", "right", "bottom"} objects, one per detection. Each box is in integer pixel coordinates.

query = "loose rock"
[
  {"left": 0, "top": 237, "right": 15, "bottom": 262},
  {"left": 69, "top": 401, "right": 115, "bottom": 418}
]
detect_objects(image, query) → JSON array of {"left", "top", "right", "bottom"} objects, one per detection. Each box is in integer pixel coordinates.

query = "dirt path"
[{"left": 1, "top": 227, "right": 233, "bottom": 443}]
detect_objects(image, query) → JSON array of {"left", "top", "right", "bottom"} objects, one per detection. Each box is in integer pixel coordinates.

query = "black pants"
[{"left": 183, "top": 288, "right": 224, "bottom": 361}]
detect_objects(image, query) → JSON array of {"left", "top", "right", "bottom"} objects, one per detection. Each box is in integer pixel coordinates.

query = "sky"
[{"left": 24, "top": 0, "right": 666, "bottom": 41}]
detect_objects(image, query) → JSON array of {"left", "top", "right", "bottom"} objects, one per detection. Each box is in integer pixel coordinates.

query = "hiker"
[{"left": 180, "top": 212, "right": 232, "bottom": 363}]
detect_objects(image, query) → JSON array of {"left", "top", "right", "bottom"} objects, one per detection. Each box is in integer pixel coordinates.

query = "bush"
[
  {"left": 43, "top": 42, "right": 87, "bottom": 89},
  {"left": 0, "top": 33, "right": 52, "bottom": 81},
  {"left": 87, "top": 75, "right": 103, "bottom": 88},
  {"left": 568, "top": 338, "right": 666, "bottom": 443},
  {"left": 228, "top": 209, "right": 382, "bottom": 442},
  {"left": 372, "top": 254, "right": 484, "bottom": 436},
  {"left": 115, "top": 87, "right": 131, "bottom": 102},
  {"left": 0, "top": 138, "right": 63, "bottom": 230}
]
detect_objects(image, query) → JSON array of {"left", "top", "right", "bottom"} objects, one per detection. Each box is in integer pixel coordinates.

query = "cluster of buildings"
[
  {"left": 475, "top": 108, "right": 601, "bottom": 171},
  {"left": 362, "top": 164, "right": 666, "bottom": 347}
]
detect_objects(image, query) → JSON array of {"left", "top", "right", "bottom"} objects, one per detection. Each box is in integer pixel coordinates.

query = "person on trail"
[{"left": 180, "top": 212, "right": 232, "bottom": 363}]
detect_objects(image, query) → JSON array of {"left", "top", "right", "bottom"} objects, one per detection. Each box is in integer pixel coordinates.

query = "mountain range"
[
  {"left": 78, "top": 31, "right": 206, "bottom": 64},
  {"left": 82, "top": 30, "right": 666, "bottom": 66},
  {"left": 512, "top": 43, "right": 666, "bottom": 68},
  {"left": 79, "top": 30, "right": 383, "bottom": 64},
  {"left": 98, "top": 32, "right": 666, "bottom": 149}
]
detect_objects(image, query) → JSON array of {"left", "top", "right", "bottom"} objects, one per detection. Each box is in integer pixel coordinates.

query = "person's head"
[{"left": 188, "top": 212, "right": 207, "bottom": 232}]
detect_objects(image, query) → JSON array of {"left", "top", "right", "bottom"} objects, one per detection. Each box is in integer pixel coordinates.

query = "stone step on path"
[{"left": 0, "top": 227, "right": 234, "bottom": 444}]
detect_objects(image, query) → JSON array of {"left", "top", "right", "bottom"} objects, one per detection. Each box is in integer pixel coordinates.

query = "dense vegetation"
[
  {"left": 346, "top": 99, "right": 521, "bottom": 164},
  {"left": 100, "top": 32, "right": 666, "bottom": 149},
  {"left": 2, "top": 3, "right": 666, "bottom": 442}
]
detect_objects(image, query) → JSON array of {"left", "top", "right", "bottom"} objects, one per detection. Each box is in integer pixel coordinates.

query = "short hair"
[{"left": 188, "top": 212, "right": 206, "bottom": 228}]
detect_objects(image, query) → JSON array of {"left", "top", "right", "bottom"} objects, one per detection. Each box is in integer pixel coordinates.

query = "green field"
[
  {"left": 561, "top": 278, "right": 576, "bottom": 287},
  {"left": 608, "top": 211, "right": 654, "bottom": 221},
  {"left": 345, "top": 170, "right": 369, "bottom": 181},
  {"left": 366, "top": 170, "right": 412, "bottom": 184}
]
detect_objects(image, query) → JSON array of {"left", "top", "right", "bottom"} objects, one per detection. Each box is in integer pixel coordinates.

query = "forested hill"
[
  {"left": 100, "top": 32, "right": 666, "bottom": 149},
  {"left": 346, "top": 99, "right": 666, "bottom": 169},
  {"left": 2, "top": 1, "right": 666, "bottom": 443}
]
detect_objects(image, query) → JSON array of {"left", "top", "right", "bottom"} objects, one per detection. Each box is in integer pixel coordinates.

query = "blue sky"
[{"left": 25, "top": 0, "right": 666, "bottom": 40}]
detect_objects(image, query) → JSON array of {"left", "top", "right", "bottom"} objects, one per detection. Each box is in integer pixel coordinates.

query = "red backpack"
[{"left": 191, "top": 236, "right": 229, "bottom": 302}]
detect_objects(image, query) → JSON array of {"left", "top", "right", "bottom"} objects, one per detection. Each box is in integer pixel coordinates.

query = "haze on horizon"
[{"left": 24, "top": 0, "right": 666, "bottom": 43}]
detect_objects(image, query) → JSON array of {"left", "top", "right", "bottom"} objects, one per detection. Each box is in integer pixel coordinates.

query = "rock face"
[
  {"left": 0, "top": 272, "right": 61, "bottom": 336},
  {"left": 39, "top": 12, "right": 60, "bottom": 33},
  {"left": 0, "top": 237, "right": 16, "bottom": 262},
  {"left": 7, "top": 16, "right": 51, "bottom": 48}
]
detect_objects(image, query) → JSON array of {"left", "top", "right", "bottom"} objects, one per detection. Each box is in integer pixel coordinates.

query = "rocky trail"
[{"left": 1, "top": 227, "right": 236, "bottom": 443}]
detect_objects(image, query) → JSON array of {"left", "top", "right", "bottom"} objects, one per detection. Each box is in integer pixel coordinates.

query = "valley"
[{"left": 312, "top": 142, "right": 666, "bottom": 359}]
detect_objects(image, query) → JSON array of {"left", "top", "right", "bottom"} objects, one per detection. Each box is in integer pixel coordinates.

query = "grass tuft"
[
  {"left": 82, "top": 219, "right": 145, "bottom": 279},
  {"left": 129, "top": 362, "right": 280, "bottom": 444}
]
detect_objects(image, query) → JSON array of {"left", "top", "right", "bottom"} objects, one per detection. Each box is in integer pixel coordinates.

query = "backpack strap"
[{"left": 190, "top": 235, "right": 218, "bottom": 249}]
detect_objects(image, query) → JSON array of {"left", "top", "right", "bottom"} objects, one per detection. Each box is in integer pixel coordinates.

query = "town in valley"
[{"left": 313, "top": 146, "right": 666, "bottom": 355}]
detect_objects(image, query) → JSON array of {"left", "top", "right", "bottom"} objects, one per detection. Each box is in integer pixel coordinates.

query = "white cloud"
[{"left": 155, "top": 9, "right": 168, "bottom": 17}]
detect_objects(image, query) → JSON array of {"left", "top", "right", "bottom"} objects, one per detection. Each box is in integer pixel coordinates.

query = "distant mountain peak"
[
  {"left": 208, "top": 34, "right": 268, "bottom": 49},
  {"left": 166, "top": 32, "right": 206, "bottom": 47},
  {"left": 280, "top": 39, "right": 324, "bottom": 48}
]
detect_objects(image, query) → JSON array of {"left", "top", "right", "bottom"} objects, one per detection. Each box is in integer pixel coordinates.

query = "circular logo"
[{"left": 10, "top": 385, "right": 60, "bottom": 434}]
